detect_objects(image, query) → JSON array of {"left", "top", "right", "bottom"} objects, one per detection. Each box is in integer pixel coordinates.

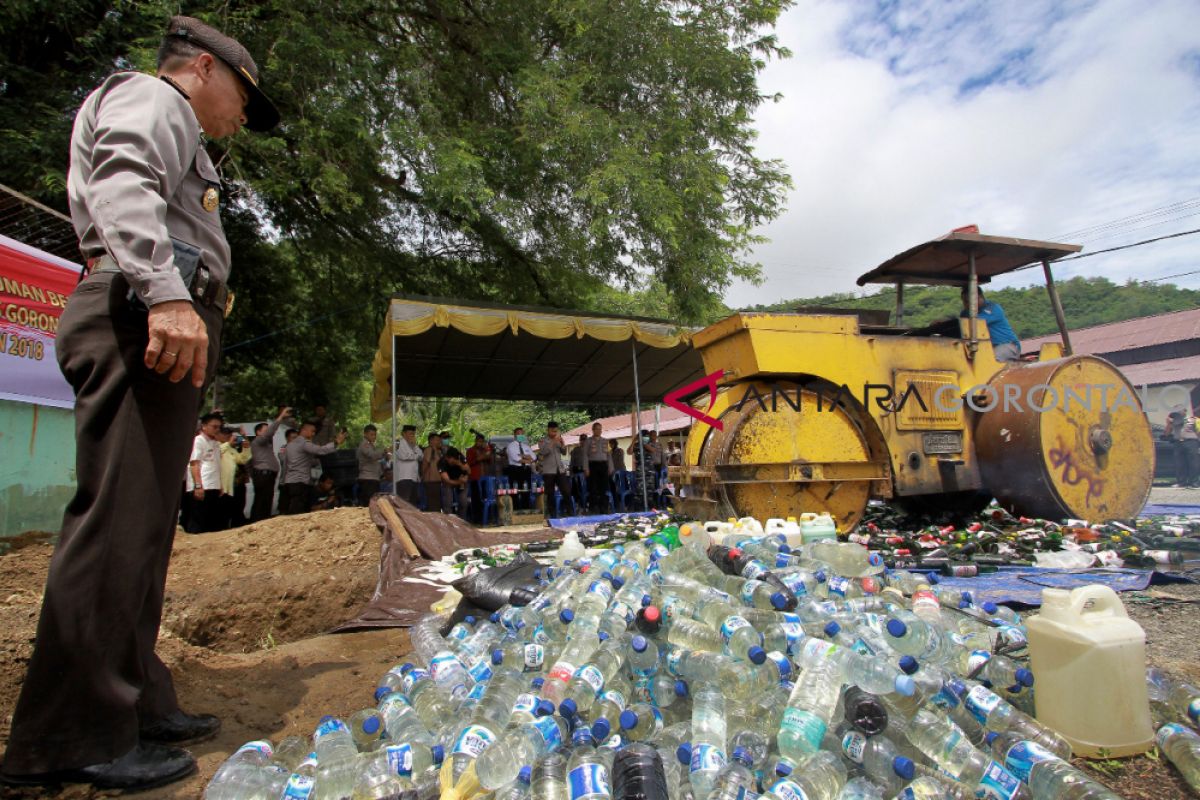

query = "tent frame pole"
[
  {"left": 390, "top": 318, "right": 397, "bottom": 497},
  {"left": 632, "top": 339, "right": 649, "bottom": 510}
]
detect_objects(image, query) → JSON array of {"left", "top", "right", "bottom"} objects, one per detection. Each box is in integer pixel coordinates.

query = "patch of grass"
[{"left": 1087, "top": 747, "right": 1126, "bottom": 777}]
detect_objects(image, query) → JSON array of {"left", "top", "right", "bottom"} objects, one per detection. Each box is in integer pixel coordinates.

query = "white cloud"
[{"left": 729, "top": 0, "right": 1200, "bottom": 308}]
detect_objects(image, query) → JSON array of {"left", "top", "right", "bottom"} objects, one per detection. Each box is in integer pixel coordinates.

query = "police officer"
[{"left": 0, "top": 17, "right": 278, "bottom": 792}]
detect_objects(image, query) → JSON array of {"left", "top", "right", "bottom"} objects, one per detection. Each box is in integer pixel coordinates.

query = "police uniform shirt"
[
  {"left": 250, "top": 419, "right": 283, "bottom": 472},
  {"left": 283, "top": 439, "right": 337, "bottom": 485},
  {"left": 357, "top": 441, "right": 387, "bottom": 481},
  {"left": 68, "top": 72, "right": 230, "bottom": 304}
]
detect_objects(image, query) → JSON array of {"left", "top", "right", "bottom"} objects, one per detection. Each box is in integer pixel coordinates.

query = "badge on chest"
[{"left": 202, "top": 186, "right": 219, "bottom": 212}]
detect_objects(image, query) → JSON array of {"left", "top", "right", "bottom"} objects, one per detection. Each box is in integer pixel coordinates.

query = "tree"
[{"left": 2, "top": 1, "right": 794, "bottom": 418}]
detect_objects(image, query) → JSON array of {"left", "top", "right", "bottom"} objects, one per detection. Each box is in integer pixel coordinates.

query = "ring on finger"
[{"left": 163, "top": 351, "right": 178, "bottom": 358}]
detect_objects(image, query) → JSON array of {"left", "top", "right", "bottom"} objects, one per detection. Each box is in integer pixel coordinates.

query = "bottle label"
[
  {"left": 861, "top": 613, "right": 884, "bottom": 632},
  {"left": 587, "top": 580, "right": 614, "bottom": 603},
  {"left": 965, "top": 650, "right": 991, "bottom": 674},
  {"left": 401, "top": 668, "right": 428, "bottom": 696},
  {"left": 512, "top": 692, "right": 537, "bottom": 717},
  {"left": 430, "top": 652, "right": 464, "bottom": 683},
  {"left": 236, "top": 740, "right": 274, "bottom": 757},
  {"left": 975, "top": 760, "right": 1023, "bottom": 800},
  {"left": 689, "top": 743, "right": 727, "bottom": 774},
  {"left": 532, "top": 625, "right": 550, "bottom": 645},
  {"left": 781, "top": 707, "right": 827, "bottom": 752},
  {"left": 667, "top": 649, "right": 684, "bottom": 676},
  {"left": 767, "top": 779, "right": 811, "bottom": 800},
  {"left": 780, "top": 614, "right": 804, "bottom": 652},
  {"left": 524, "top": 644, "right": 546, "bottom": 670},
  {"left": 911, "top": 589, "right": 940, "bottom": 615},
  {"left": 827, "top": 576, "right": 851, "bottom": 598},
  {"left": 766, "top": 651, "right": 793, "bottom": 682},
  {"left": 448, "top": 625, "right": 470, "bottom": 642},
  {"left": 743, "top": 560, "right": 768, "bottom": 580},
  {"left": 1189, "top": 700, "right": 1200, "bottom": 725},
  {"left": 468, "top": 657, "right": 494, "bottom": 684},
  {"left": 742, "top": 579, "right": 766, "bottom": 605},
  {"left": 841, "top": 730, "right": 867, "bottom": 764},
  {"left": 632, "top": 678, "right": 654, "bottom": 704},
  {"left": 451, "top": 724, "right": 496, "bottom": 758},
  {"left": 1002, "top": 741, "right": 1057, "bottom": 783},
  {"left": 780, "top": 572, "right": 808, "bottom": 596},
  {"left": 548, "top": 661, "right": 577, "bottom": 685},
  {"left": 281, "top": 774, "right": 315, "bottom": 799},
  {"left": 567, "top": 762, "right": 611, "bottom": 798},
  {"left": 994, "top": 625, "right": 1027, "bottom": 650},
  {"left": 860, "top": 576, "right": 881, "bottom": 594},
  {"left": 800, "top": 637, "right": 836, "bottom": 662},
  {"left": 314, "top": 718, "right": 349, "bottom": 740},
  {"left": 776, "top": 552, "right": 795, "bottom": 569},
  {"left": 720, "top": 615, "right": 753, "bottom": 644},
  {"left": 531, "top": 716, "right": 564, "bottom": 751},
  {"left": 575, "top": 664, "right": 606, "bottom": 694},
  {"left": 965, "top": 685, "right": 1003, "bottom": 725},
  {"left": 1158, "top": 723, "right": 1190, "bottom": 748},
  {"left": 466, "top": 680, "right": 488, "bottom": 702},
  {"left": 600, "top": 688, "right": 626, "bottom": 709},
  {"left": 814, "top": 601, "right": 838, "bottom": 617},
  {"left": 385, "top": 743, "right": 415, "bottom": 776}
]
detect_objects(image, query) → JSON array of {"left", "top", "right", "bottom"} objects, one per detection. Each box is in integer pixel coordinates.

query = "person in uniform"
[{"left": 0, "top": 16, "right": 278, "bottom": 792}]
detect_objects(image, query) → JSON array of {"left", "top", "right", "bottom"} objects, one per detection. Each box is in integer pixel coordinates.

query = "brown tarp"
[{"left": 332, "top": 495, "right": 561, "bottom": 631}]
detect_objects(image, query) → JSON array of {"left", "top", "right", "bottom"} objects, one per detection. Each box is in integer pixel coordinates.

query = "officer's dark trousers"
[
  {"left": 250, "top": 468, "right": 277, "bottom": 521},
  {"left": 1, "top": 273, "right": 221, "bottom": 775}
]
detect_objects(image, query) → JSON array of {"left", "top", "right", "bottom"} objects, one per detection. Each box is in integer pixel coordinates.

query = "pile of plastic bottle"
[{"left": 204, "top": 515, "right": 1200, "bottom": 800}]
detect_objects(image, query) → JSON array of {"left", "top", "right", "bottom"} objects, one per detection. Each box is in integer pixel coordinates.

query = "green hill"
[{"left": 744, "top": 277, "right": 1200, "bottom": 339}]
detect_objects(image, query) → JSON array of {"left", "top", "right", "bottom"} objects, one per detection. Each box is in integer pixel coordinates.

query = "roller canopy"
[
  {"left": 370, "top": 296, "right": 703, "bottom": 420},
  {"left": 856, "top": 231, "right": 1081, "bottom": 287}
]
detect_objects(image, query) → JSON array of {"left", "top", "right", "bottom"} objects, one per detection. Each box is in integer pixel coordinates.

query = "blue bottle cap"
[
  {"left": 532, "top": 677, "right": 545, "bottom": 689},
  {"left": 560, "top": 609, "right": 575, "bottom": 624},
  {"left": 982, "top": 601, "right": 999, "bottom": 614},
  {"left": 675, "top": 679, "right": 689, "bottom": 698},
  {"left": 895, "top": 675, "right": 916, "bottom": 696},
  {"left": 518, "top": 765, "right": 532, "bottom": 783},
  {"left": 619, "top": 709, "right": 639, "bottom": 730},
  {"left": 898, "top": 655, "right": 919, "bottom": 675},
  {"left": 362, "top": 715, "right": 381, "bottom": 734},
  {"left": 823, "top": 621, "right": 841, "bottom": 637},
  {"left": 601, "top": 571, "right": 614, "bottom": 582},
  {"left": 374, "top": 686, "right": 391, "bottom": 703},
  {"left": 886, "top": 619, "right": 908, "bottom": 638},
  {"left": 432, "top": 745, "right": 445, "bottom": 764},
  {"left": 676, "top": 742, "right": 692, "bottom": 765},
  {"left": 591, "top": 718, "right": 611, "bottom": 741},
  {"left": 985, "top": 732, "right": 998, "bottom": 746},
  {"left": 319, "top": 714, "right": 334, "bottom": 724},
  {"left": 489, "top": 612, "right": 500, "bottom": 623},
  {"left": 893, "top": 756, "right": 915, "bottom": 780},
  {"left": 631, "top": 635, "right": 648, "bottom": 653},
  {"left": 770, "top": 592, "right": 789, "bottom": 610},
  {"left": 598, "top": 631, "right": 611, "bottom": 642},
  {"left": 927, "top": 572, "right": 940, "bottom": 585},
  {"left": 559, "top": 698, "right": 579, "bottom": 718},
  {"left": 464, "top": 615, "right": 476, "bottom": 625},
  {"left": 775, "top": 761, "right": 793, "bottom": 777},
  {"left": 641, "top": 594, "right": 652, "bottom": 607},
  {"left": 533, "top": 567, "right": 543, "bottom": 580},
  {"left": 574, "top": 727, "right": 597, "bottom": 747},
  {"left": 778, "top": 544, "right": 791, "bottom": 554},
  {"left": 961, "top": 590, "right": 973, "bottom": 604},
  {"left": 611, "top": 576, "right": 626, "bottom": 589},
  {"left": 400, "top": 662, "right": 414, "bottom": 673},
  {"left": 491, "top": 649, "right": 504, "bottom": 665},
  {"left": 535, "top": 699, "right": 556, "bottom": 717},
  {"left": 958, "top": 599, "right": 973, "bottom": 609},
  {"left": 732, "top": 747, "right": 752, "bottom": 766},
  {"left": 747, "top": 646, "right": 767, "bottom": 665},
  {"left": 815, "top": 570, "right": 827, "bottom": 583},
  {"left": 1016, "top": 668, "right": 1035, "bottom": 687}
]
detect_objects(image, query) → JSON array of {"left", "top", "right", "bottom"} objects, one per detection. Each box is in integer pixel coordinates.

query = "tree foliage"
[
  {"left": 747, "top": 276, "right": 1200, "bottom": 340},
  {"left": 1, "top": 0, "right": 793, "bottom": 419}
]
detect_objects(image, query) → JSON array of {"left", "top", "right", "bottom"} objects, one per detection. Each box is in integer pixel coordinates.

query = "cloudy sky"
[{"left": 726, "top": 0, "right": 1200, "bottom": 307}]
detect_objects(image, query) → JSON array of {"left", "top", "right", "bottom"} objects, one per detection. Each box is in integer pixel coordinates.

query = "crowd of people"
[
  {"left": 180, "top": 409, "right": 683, "bottom": 532},
  {"left": 1165, "top": 406, "right": 1200, "bottom": 488}
]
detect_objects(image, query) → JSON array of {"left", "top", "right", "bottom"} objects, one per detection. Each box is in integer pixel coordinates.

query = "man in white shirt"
[
  {"left": 393, "top": 425, "right": 422, "bottom": 504},
  {"left": 505, "top": 427, "right": 535, "bottom": 509},
  {"left": 187, "top": 413, "right": 224, "bottom": 532}
]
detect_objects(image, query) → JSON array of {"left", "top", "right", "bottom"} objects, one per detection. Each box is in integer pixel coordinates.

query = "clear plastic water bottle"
[
  {"left": 1157, "top": 723, "right": 1200, "bottom": 794},
  {"left": 983, "top": 732, "right": 1122, "bottom": 800},
  {"left": 689, "top": 686, "right": 728, "bottom": 798},
  {"left": 349, "top": 708, "right": 386, "bottom": 752},
  {"left": 204, "top": 740, "right": 275, "bottom": 800},
  {"left": 902, "top": 707, "right": 1029, "bottom": 800},
  {"left": 477, "top": 715, "right": 570, "bottom": 790},
  {"left": 760, "top": 750, "right": 847, "bottom": 800},
  {"left": 708, "top": 746, "right": 756, "bottom": 800},
  {"left": 778, "top": 659, "right": 843, "bottom": 764},
  {"left": 618, "top": 703, "right": 665, "bottom": 742},
  {"left": 837, "top": 776, "right": 884, "bottom": 800},
  {"left": 560, "top": 637, "right": 628, "bottom": 718},
  {"left": 955, "top": 682, "right": 1071, "bottom": 759},
  {"left": 627, "top": 635, "right": 660, "bottom": 677},
  {"left": 497, "top": 765, "right": 534, "bottom": 800},
  {"left": 378, "top": 694, "right": 435, "bottom": 745},
  {"left": 532, "top": 752, "right": 570, "bottom": 800},
  {"left": 313, "top": 718, "right": 360, "bottom": 800},
  {"left": 1148, "top": 668, "right": 1200, "bottom": 727},
  {"left": 544, "top": 627, "right": 603, "bottom": 706},
  {"left": 667, "top": 618, "right": 724, "bottom": 653},
  {"left": 892, "top": 774, "right": 974, "bottom": 800},
  {"left": 279, "top": 751, "right": 317, "bottom": 800},
  {"left": 567, "top": 729, "right": 613, "bottom": 799},
  {"left": 837, "top": 729, "right": 913, "bottom": 794},
  {"left": 447, "top": 669, "right": 524, "bottom": 782}
]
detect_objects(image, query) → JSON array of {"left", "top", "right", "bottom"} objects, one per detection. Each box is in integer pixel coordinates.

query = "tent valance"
[{"left": 370, "top": 297, "right": 703, "bottom": 421}]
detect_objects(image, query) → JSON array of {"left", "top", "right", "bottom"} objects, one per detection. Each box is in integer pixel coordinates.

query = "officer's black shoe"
[
  {"left": 0, "top": 743, "right": 196, "bottom": 791},
  {"left": 140, "top": 710, "right": 222, "bottom": 744}
]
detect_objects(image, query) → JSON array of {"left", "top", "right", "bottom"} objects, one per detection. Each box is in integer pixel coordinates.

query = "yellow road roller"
[{"left": 674, "top": 228, "right": 1154, "bottom": 530}]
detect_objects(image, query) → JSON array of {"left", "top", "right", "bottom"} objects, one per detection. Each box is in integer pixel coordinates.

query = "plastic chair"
[
  {"left": 612, "top": 470, "right": 634, "bottom": 512},
  {"left": 530, "top": 473, "right": 544, "bottom": 511},
  {"left": 571, "top": 473, "right": 589, "bottom": 513},
  {"left": 479, "top": 476, "right": 498, "bottom": 525}
]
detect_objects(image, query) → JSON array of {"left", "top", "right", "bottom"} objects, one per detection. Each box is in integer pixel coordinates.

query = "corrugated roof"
[
  {"left": 1116, "top": 354, "right": 1200, "bottom": 387},
  {"left": 564, "top": 406, "right": 692, "bottom": 440},
  {"left": 1023, "top": 307, "right": 1200, "bottom": 355}
]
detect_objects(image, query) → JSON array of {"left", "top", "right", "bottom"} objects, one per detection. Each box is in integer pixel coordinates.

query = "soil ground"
[{"left": 0, "top": 507, "right": 1197, "bottom": 798}]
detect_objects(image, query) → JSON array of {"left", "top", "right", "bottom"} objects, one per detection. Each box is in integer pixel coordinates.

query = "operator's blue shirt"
[{"left": 961, "top": 300, "right": 1019, "bottom": 346}]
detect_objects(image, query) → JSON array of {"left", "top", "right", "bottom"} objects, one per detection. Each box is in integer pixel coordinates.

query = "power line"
[
  {"left": 1143, "top": 269, "right": 1200, "bottom": 283},
  {"left": 1055, "top": 226, "right": 1200, "bottom": 261},
  {"left": 1051, "top": 197, "right": 1200, "bottom": 241}
]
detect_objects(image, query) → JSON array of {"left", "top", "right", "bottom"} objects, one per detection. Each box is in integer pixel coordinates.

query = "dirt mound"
[{"left": 162, "top": 507, "right": 381, "bottom": 652}]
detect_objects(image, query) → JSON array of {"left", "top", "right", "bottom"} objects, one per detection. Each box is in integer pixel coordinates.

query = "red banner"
[{"left": 0, "top": 235, "right": 81, "bottom": 408}]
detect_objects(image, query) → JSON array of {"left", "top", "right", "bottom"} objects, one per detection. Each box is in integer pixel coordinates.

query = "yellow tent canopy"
[{"left": 370, "top": 296, "right": 703, "bottom": 421}]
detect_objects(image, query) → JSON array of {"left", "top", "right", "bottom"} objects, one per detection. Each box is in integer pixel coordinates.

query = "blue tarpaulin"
[
  {"left": 1140, "top": 503, "right": 1200, "bottom": 517},
  {"left": 929, "top": 566, "right": 1191, "bottom": 607},
  {"left": 548, "top": 511, "right": 658, "bottom": 535}
]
